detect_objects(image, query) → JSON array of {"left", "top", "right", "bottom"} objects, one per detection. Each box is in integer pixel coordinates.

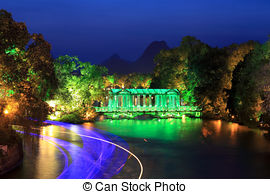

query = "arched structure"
[{"left": 94, "top": 89, "right": 200, "bottom": 118}]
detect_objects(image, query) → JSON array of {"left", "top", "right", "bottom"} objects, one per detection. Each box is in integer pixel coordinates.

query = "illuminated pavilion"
[{"left": 95, "top": 89, "right": 201, "bottom": 119}]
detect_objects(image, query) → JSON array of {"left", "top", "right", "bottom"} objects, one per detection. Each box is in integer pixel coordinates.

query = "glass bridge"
[{"left": 94, "top": 89, "right": 201, "bottom": 119}]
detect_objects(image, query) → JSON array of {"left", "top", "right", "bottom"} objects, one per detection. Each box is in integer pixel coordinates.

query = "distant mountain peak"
[
  {"left": 100, "top": 41, "right": 170, "bottom": 74},
  {"left": 101, "top": 53, "right": 130, "bottom": 74},
  {"left": 146, "top": 40, "right": 168, "bottom": 50},
  {"left": 133, "top": 41, "right": 170, "bottom": 72},
  {"left": 110, "top": 53, "right": 121, "bottom": 59}
]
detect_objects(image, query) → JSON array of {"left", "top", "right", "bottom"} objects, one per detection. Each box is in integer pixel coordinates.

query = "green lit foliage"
[
  {"left": 151, "top": 36, "right": 209, "bottom": 106},
  {"left": 104, "top": 74, "right": 116, "bottom": 89},
  {"left": 104, "top": 73, "right": 151, "bottom": 89},
  {"left": 51, "top": 55, "right": 107, "bottom": 121},
  {"left": 228, "top": 39, "right": 270, "bottom": 125},
  {"left": 0, "top": 9, "right": 55, "bottom": 127},
  {"left": 151, "top": 36, "right": 256, "bottom": 119}
]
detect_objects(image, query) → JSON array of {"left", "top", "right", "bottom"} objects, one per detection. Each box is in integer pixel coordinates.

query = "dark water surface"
[
  {"left": 2, "top": 119, "right": 270, "bottom": 178},
  {"left": 94, "top": 119, "right": 270, "bottom": 178},
  {"left": 1, "top": 123, "right": 131, "bottom": 179}
]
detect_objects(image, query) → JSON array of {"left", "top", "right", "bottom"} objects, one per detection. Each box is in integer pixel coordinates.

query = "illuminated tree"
[
  {"left": 51, "top": 55, "right": 107, "bottom": 122},
  {"left": 228, "top": 39, "right": 270, "bottom": 125},
  {"left": 104, "top": 73, "right": 152, "bottom": 89},
  {"left": 151, "top": 36, "right": 209, "bottom": 106},
  {"left": 151, "top": 36, "right": 256, "bottom": 119},
  {"left": 0, "top": 9, "right": 55, "bottom": 127},
  {"left": 104, "top": 74, "right": 117, "bottom": 89}
]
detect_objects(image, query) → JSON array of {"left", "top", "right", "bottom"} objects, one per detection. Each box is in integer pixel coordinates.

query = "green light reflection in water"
[{"left": 94, "top": 118, "right": 203, "bottom": 141}]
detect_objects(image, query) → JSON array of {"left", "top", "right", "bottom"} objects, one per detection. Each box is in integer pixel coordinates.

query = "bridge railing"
[{"left": 94, "top": 105, "right": 200, "bottom": 113}]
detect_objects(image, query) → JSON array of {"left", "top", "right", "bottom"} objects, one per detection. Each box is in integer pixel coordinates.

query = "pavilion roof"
[{"left": 110, "top": 89, "right": 180, "bottom": 95}]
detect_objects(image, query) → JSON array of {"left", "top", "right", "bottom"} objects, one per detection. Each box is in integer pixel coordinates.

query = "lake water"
[
  {"left": 2, "top": 118, "right": 270, "bottom": 178},
  {"left": 94, "top": 118, "right": 270, "bottom": 178}
]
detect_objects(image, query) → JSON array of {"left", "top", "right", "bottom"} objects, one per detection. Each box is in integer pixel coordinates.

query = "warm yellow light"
[
  {"left": 182, "top": 114, "right": 186, "bottom": 123},
  {"left": 47, "top": 100, "right": 56, "bottom": 108},
  {"left": 49, "top": 128, "right": 53, "bottom": 136},
  {"left": 4, "top": 109, "right": 8, "bottom": 114}
]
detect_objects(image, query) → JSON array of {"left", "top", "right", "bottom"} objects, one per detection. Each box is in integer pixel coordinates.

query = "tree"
[
  {"left": 0, "top": 9, "right": 55, "bottom": 128},
  {"left": 228, "top": 40, "right": 270, "bottom": 125},
  {"left": 151, "top": 36, "right": 256, "bottom": 119},
  {"left": 51, "top": 55, "right": 107, "bottom": 122},
  {"left": 151, "top": 36, "right": 210, "bottom": 106},
  {"left": 104, "top": 73, "right": 152, "bottom": 89}
]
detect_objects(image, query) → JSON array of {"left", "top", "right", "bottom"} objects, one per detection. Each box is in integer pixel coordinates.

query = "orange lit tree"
[{"left": 0, "top": 9, "right": 56, "bottom": 129}]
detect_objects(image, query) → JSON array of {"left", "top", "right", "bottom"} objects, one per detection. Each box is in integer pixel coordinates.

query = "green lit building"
[{"left": 95, "top": 89, "right": 200, "bottom": 119}]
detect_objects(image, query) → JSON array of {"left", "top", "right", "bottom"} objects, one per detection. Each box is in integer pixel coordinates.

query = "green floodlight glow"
[
  {"left": 5, "top": 45, "right": 22, "bottom": 57},
  {"left": 95, "top": 88, "right": 201, "bottom": 119}
]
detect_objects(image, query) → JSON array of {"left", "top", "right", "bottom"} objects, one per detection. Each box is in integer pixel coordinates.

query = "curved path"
[{"left": 15, "top": 120, "right": 143, "bottom": 179}]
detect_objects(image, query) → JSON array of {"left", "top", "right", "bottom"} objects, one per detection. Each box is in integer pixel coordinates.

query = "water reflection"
[
  {"left": 2, "top": 121, "right": 131, "bottom": 179},
  {"left": 94, "top": 119, "right": 270, "bottom": 178},
  {"left": 3, "top": 118, "right": 270, "bottom": 178},
  {"left": 94, "top": 118, "right": 202, "bottom": 142}
]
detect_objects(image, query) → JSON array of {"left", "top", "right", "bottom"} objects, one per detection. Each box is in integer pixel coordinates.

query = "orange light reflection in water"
[
  {"left": 230, "top": 123, "right": 239, "bottom": 137},
  {"left": 82, "top": 122, "right": 95, "bottom": 130}
]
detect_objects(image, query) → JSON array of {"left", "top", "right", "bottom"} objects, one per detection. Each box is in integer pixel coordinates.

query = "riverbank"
[{"left": 0, "top": 130, "right": 23, "bottom": 175}]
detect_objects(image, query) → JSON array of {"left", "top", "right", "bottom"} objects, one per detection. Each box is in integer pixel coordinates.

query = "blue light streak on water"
[{"left": 16, "top": 121, "right": 129, "bottom": 179}]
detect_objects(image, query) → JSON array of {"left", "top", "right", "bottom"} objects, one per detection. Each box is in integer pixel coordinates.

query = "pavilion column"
[
  {"left": 162, "top": 95, "right": 165, "bottom": 107},
  {"left": 115, "top": 95, "right": 119, "bottom": 108},
  {"left": 129, "top": 95, "right": 132, "bottom": 107},
  {"left": 176, "top": 95, "right": 180, "bottom": 107},
  {"left": 160, "top": 95, "right": 163, "bottom": 109},
  {"left": 143, "top": 95, "right": 146, "bottom": 107},
  {"left": 114, "top": 95, "right": 117, "bottom": 109},
  {"left": 137, "top": 95, "right": 140, "bottom": 107},
  {"left": 168, "top": 96, "right": 171, "bottom": 107},
  {"left": 123, "top": 95, "right": 125, "bottom": 107},
  {"left": 131, "top": 95, "right": 134, "bottom": 107},
  {"left": 112, "top": 95, "right": 115, "bottom": 108},
  {"left": 170, "top": 96, "right": 174, "bottom": 108},
  {"left": 149, "top": 95, "right": 152, "bottom": 107},
  {"left": 127, "top": 95, "right": 130, "bottom": 107},
  {"left": 127, "top": 95, "right": 130, "bottom": 108}
]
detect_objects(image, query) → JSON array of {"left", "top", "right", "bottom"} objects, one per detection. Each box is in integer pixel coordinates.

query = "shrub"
[{"left": 56, "top": 112, "right": 84, "bottom": 124}]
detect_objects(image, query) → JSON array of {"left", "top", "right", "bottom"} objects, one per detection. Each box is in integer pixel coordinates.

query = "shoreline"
[{"left": 0, "top": 140, "right": 23, "bottom": 176}]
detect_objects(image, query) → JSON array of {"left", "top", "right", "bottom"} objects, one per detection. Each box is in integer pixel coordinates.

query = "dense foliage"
[
  {"left": 48, "top": 55, "right": 107, "bottom": 123},
  {"left": 0, "top": 10, "right": 55, "bottom": 131},
  {"left": 152, "top": 36, "right": 270, "bottom": 126},
  {"left": 104, "top": 73, "right": 151, "bottom": 89},
  {"left": 228, "top": 40, "right": 270, "bottom": 126}
]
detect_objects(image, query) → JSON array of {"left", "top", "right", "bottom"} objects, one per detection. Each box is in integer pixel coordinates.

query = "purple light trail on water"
[{"left": 16, "top": 121, "right": 130, "bottom": 179}]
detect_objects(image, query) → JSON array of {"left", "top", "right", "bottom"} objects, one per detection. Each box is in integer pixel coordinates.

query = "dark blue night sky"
[{"left": 2, "top": 0, "right": 270, "bottom": 63}]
